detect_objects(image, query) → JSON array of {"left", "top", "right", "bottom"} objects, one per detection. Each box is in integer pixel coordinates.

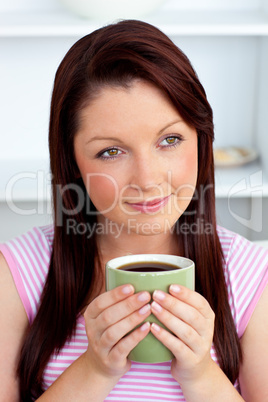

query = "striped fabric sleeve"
[
  {"left": 220, "top": 228, "right": 268, "bottom": 338},
  {"left": 0, "top": 225, "right": 53, "bottom": 324}
]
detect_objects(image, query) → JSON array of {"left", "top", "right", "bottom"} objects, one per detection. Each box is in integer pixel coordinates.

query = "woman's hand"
[
  {"left": 83, "top": 284, "right": 151, "bottom": 379},
  {"left": 150, "top": 284, "right": 215, "bottom": 385}
]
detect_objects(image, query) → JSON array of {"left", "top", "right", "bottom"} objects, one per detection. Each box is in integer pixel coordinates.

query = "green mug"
[{"left": 105, "top": 254, "right": 195, "bottom": 363}]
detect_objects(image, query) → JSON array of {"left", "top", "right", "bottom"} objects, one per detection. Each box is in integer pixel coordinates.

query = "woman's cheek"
[
  {"left": 84, "top": 173, "right": 119, "bottom": 214},
  {"left": 173, "top": 157, "right": 198, "bottom": 214}
]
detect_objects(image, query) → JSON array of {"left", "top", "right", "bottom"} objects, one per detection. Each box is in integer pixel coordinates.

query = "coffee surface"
[{"left": 118, "top": 262, "right": 180, "bottom": 272}]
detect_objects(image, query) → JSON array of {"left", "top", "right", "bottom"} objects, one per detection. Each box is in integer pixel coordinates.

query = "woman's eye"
[
  {"left": 106, "top": 148, "right": 119, "bottom": 156},
  {"left": 97, "top": 148, "right": 122, "bottom": 159},
  {"left": 160, "top": 136, "right": 182, "bottom": 147}
]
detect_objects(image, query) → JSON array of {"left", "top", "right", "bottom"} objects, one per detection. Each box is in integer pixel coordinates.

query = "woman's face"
[{"left": 74, "top": 80, "right": 198, "bottom": 236}]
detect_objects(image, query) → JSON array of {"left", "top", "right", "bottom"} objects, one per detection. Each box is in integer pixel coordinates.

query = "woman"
[{"left": 0, "top": 20, "right": 267, "bottom": 401}]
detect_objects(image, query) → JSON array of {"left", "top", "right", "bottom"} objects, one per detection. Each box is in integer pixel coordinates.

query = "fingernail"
[
  {"left": 122, "top": 285, "right": 134, "bottom": 294},
  {"left": 139, "top": 304, "right": 151, "bottom": 315},
  {"left": 151, "top": 301, "right": 162, "bottom": 313},
  {"left": 140, "top": 322, "right": 150, "bottom": 331},
  {"left": 170, "top": 284, "right": 181, "bottom": 293},
  {"left": 137, "top": 292, "right": 149, "bottom": 302},
  {"left": 153, "top": 290, "right": 166, "bottom": 301},
  {"left": 151, "top": 323, "right": 161, "bottom": 332}
]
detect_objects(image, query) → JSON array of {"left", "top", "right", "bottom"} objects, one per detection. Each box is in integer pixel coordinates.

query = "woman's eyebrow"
[
  {"left": 86, "top": 136, "right": 125, "bottom": 145},
  {"left": 158, "top": 119, "right": 183, "bottom": 135},
  {"left": 86, "top": 119, "right": 183, "bottom": 145}
]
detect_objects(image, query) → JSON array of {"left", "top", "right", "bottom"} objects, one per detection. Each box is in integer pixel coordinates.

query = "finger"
[
  {"left": 169, "top": 286, "right": 215, "bottom": 338},
  {"left": 85, "top": 284, "right": 135, "bottom": 319},
  {"left": 97, "top": 291, "right": 151, "bottom": 334},
  {"left": 152, "top": 290, "right": 205, "bottom": 336},
  {"left": 109, "top": 321, "right": 151, "bottom": 362},
  {"left": 101, "top": 304, "right": 152, "bottom": 351},
  {"left": 169, "top": 285, "right": 214, "bottom": 320},
  {"left": 152, "top": 289, "right": 214, "bottom": 336},
  {"left": 151, "top": 301, "right": 199, "bottom": 352},
  {"left": 150, "top": 322, "right": 191, "bottom": 361}
]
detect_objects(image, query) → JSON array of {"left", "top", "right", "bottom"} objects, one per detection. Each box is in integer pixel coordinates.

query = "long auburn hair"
[{"left": 18, "top": 20, "right": 242, "bottom": 400}]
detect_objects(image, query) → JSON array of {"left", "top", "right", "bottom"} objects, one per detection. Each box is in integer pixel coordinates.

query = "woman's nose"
[{"left": 129, "top": 154, "right": 163, "bottom": 191}]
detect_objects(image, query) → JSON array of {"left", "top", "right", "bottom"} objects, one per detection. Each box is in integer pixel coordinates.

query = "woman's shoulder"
[
  {"left": 217, "top": 226, "right": 268, "bottom": 337},
  {"left": 217, "top": 225, "right": 268, "bottom": 266},
  {"left": 216, "top": 225, "right": 268, "bottom": 286},
  {"left": 0, "top": 224, "right": 54, "bottom": 281},
  {"left": 0, "top": 224, "right": 54, "bottom": 324}
]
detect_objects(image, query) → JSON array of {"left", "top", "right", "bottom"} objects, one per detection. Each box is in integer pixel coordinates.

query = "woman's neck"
[{"left": 96, "top": 219, "right": 183, "bottom": 265}]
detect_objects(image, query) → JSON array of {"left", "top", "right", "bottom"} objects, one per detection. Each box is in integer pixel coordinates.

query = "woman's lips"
[{"left": 126, "top": 195, "right": 171, "bottom": 213}]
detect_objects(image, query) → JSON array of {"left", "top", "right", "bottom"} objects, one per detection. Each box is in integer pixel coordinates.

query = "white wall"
[{"left": 0, "top": 0, "right": 263, "bottom": 12}]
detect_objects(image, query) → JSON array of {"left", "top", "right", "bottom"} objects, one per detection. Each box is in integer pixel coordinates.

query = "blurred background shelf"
[
  {"left": 215, "top": 161, "right": 268, "bottom": 198},
  {"left": 0, "top": 159, "right": 51, "bottom": 202}
]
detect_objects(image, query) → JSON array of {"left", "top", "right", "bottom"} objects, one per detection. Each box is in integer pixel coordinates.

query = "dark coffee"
[{"left": 118, "top": 262, "right": 180, "bottom": 272}]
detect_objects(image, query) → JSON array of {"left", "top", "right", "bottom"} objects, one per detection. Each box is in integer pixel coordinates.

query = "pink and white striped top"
[{"left": 0, "top": 225, "right": 267, "bottom": 401}]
